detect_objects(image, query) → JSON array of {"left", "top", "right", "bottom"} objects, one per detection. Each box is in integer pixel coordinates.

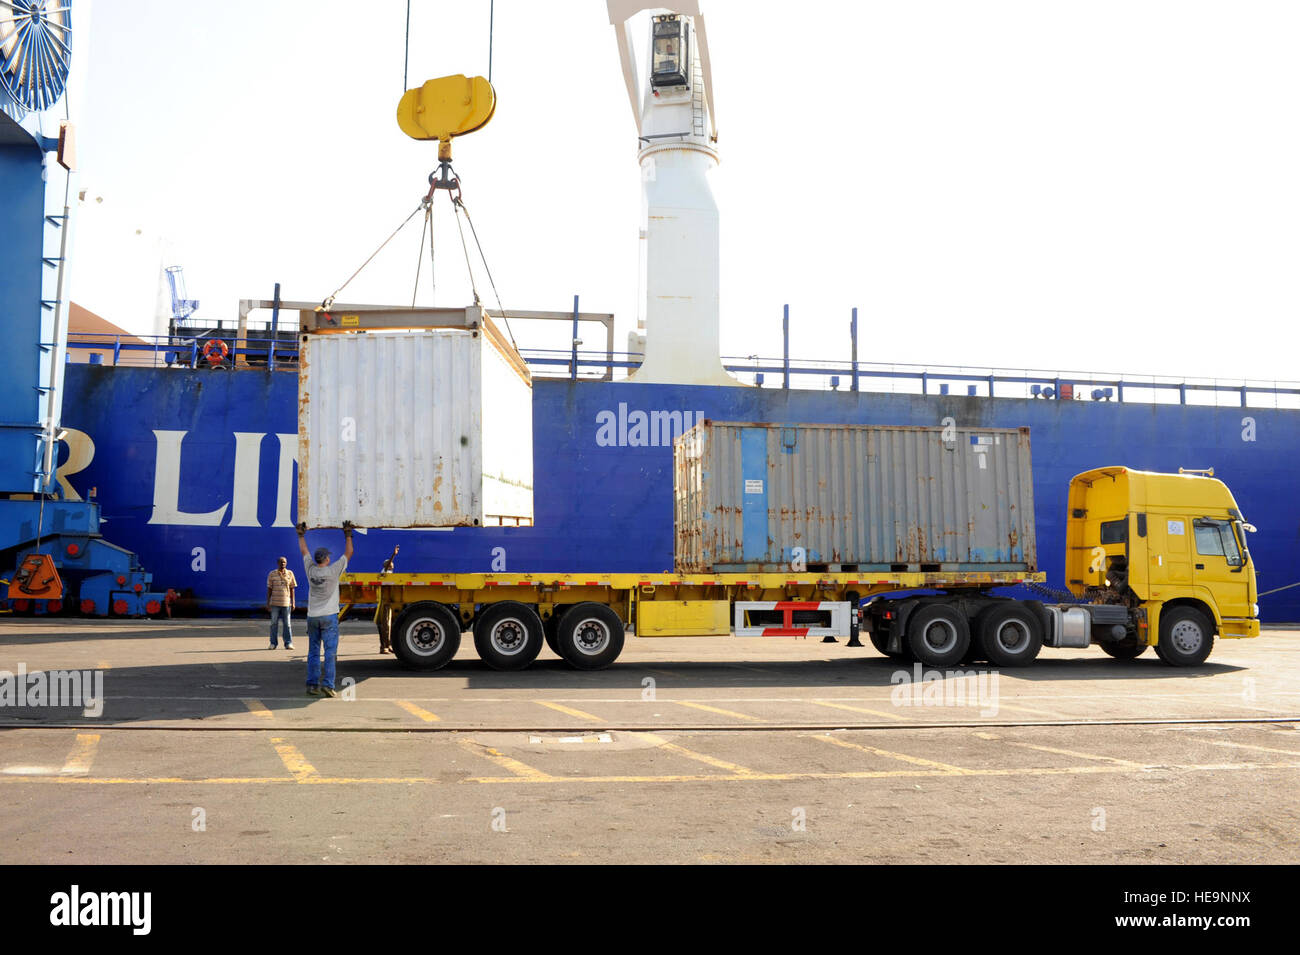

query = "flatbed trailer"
[{"left": 340, "top": 569, "right": 1047, "bottom": 671}]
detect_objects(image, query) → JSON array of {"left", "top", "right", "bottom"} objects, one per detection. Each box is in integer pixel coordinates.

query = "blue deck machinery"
[{"left": 0, "top": 2, "right": 167, "bottom": 617}]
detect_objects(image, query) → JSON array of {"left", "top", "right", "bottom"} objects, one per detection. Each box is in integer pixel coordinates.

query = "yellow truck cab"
[{"left": 1065, "top": 467, "right": 1259, "bottom": 665}]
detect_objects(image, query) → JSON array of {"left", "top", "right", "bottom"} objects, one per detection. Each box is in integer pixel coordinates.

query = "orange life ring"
[{"left": 202, "top": 338, "right": 229, "bottom": 365}]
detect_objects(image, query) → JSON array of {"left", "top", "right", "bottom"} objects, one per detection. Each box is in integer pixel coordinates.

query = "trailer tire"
[
  {"left": 975, "top": 603, "right": 1042, "bottom": 667},
  {"left": 1099, "top": 638, "right": 1147, "bottom": 660},
  {"left": 543, "top": 607, "right": 566, "bottom": 656},
  {"left": 906, "top": 603, "right": 970, "bottom": 667},
  {"left": 392, "top": 602, "right": 462, "bottom": 670},
  {"left": 473, "top": 601, "right": 544, "bottom": 670},
  {"left": 1157, "top": 607, "right": 1215, "bottom": 667},
  {"left": 555, "top": 602, "right": 625, "bottom": 670}
]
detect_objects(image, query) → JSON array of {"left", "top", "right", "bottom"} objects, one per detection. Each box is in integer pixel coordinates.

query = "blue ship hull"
[{"left": 59, "top": 365, "right": 1300, "bottom": 621}]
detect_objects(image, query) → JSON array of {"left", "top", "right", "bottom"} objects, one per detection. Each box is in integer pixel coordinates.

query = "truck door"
[{"left": 1191, "top": 518, "right": 1251, "bottom": 620}]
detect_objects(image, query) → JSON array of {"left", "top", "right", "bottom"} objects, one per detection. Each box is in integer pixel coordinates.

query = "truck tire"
[
  {"left": 1099, "top": 638, "right": 1147, "bottom": 660},
  {"left": 543, "top": 607, "right": 566, "bottom": 655},
  {"left": 975, "top": 603, "right": 1042, "bottom": 667},
  {"left": 392, "top": 602, "right": 462, "bottom": 670},
  {"left": 1157, "top": 607, "right": 1215, "bottom": 667},
  {"left": 906, "top": 603, "right": 970, "bottom": 668},
  {"left": 473, "top": 601, "right": 545, "bottom": 670},
  {"left": 868, "top": 629, "right": 911, "bottom": 660},
  {"left": 555, "top": 602, "right": 625, "bottom": 670}
]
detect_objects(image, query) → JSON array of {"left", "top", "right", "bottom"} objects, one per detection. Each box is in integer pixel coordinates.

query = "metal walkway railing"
[{"left": 59, "top": 333, "right": 1300, "bottom": 409}]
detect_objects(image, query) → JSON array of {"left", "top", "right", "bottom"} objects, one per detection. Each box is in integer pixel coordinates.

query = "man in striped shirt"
[{"left": 266, "top": 556, "right": 297, "bottom": 649}]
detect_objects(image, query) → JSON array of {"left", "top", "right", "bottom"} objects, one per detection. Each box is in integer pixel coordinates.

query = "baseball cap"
[{"left": 314, "top": 547, "right": 331, "bottom": 563}]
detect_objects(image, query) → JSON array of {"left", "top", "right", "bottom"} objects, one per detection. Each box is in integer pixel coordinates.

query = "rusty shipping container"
[
  {"left": 674, "top": 421, "right": 1036, "bottom": 573},
  {"left": 298, "top": 323, "right": 533, "bottom": 528}
]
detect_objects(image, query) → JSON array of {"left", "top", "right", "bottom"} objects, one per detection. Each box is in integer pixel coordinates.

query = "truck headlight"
[{"left": 1252, "top": 603, "right": 1259, "bottom": 618}]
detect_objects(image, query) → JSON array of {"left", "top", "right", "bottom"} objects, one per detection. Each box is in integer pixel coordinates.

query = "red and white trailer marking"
[{"left": 732, "top": 600, "right": 854, "bottom": 638}]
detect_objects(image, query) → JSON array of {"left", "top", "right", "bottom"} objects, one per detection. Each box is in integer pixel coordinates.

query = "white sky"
[{"left": 69, "top": 0, "right": 1300, "bottom": 385}]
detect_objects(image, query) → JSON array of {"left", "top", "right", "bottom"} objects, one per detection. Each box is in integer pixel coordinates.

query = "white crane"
[{"left": 607, "top": 1, "right": 737, "bottom": 386}]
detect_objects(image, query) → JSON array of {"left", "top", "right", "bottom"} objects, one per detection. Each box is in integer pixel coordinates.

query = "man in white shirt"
[{"left": 296, "top": 521, "right": 354, "bottom": 698}]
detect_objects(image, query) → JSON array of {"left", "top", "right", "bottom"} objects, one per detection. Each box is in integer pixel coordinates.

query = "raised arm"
[
  {"left": 343, "top": 521, "right": 355, "bottom": 563},
  {"left": 296, "top": 522, "right": 310, "bottom": 558}
]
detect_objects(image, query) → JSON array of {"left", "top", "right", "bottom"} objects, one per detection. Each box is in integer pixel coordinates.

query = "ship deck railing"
[{"left": 59, "top": 333, "right": 1300, "bottom": 409}]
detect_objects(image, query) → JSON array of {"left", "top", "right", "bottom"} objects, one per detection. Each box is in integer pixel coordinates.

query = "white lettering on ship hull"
[{"left": 144, "top": 430, "right": 299, "bottom": 528}]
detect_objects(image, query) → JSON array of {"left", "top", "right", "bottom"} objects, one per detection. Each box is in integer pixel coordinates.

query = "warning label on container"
[{"left": 745, "top": 479, "right": 764, "bottom": 494}]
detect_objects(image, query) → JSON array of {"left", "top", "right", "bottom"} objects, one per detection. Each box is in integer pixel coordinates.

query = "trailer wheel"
[
  {"left": 543, "top": 606, "right": 566, "bottom": 656},
  {"left": 1157, "top": 607, "right": 1214, "bottom": 667},
  {"left": 555, "top": 602, "right": 625, "bottom": 670},
  {"left": 473, "top": 601, "right": 544, "bottom": 670},
  {"left": 392, "top": 602, "right": 462, "bottom": 670},
  {"left": 906, "top": 604, "right": 970, "bottom": 667},
  {"left": 975, "top": 603, "right": 1042, "bottom": 667},
  {"left": 1099, "top": 638, "right": 1147, "bottom": 660}
]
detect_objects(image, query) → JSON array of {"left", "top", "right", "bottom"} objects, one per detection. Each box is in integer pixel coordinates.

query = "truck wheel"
[
  {"left": 975, "top": 604, "right": 1042, "bottom": 667},
  {"left": 392, "top": 602, "right": 462, "bottom": 670},
  {"left": 1099, "top": 638, "right": 1147, "bottom": 660},
  {"left": 868, "top": 629, "right": 911, "bottom": 660},
  {"left": 543, "top": 606, "right": 566, "bottom": 655},
  {"left": 1157, "top": 607, "right": 1215, "bottom": 667},
  {"left": 906, "top": 604, "right": 970, "bottom": 667},
  {"left": 473, "top": 601, "right": 544, "bottom": 670},
  {"left": 555, "top": 602, "right": 625, "bottom": 670}
]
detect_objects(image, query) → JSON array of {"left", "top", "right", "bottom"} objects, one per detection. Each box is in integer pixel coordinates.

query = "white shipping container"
[{"left": 298, "top": 322, "right": 532, "bottom": 528}]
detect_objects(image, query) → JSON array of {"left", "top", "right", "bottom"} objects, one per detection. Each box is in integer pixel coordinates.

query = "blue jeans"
[
  {"left": 269, "top": 606, "right": 293, "bottom": 646},
  {"left": 306, "top": 615, "right": 339, "bottom": 689}
]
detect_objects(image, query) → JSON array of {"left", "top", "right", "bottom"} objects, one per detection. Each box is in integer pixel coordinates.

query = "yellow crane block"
[{"left": 397, "top": 74, "right": 496, "bottom": 161}]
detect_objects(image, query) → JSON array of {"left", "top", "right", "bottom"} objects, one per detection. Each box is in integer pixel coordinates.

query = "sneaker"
[
  {"left": 269, "top": 643, "right": 277, "bottom": 650},
  {"left": 284, "top": 643, "right": 295, "bottom": 650},
  {"left": 305, "top": 685, "right": 321, "bottom": 696},
  {"left": 319, "top": 686, "right": 337, "bottom": 698}
]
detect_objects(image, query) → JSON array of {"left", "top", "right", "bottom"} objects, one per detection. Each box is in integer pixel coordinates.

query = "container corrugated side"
[
  {"left": 298, "top": 329, "right": 532, "bottom": 528},
  {"left": 675, "top": 421, "right": 1036, "bottom": 573}
]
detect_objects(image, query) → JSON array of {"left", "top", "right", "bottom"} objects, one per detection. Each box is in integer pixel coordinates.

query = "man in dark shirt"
[{"left": 376, "top": 544, "right": 399, "bottom": 653}]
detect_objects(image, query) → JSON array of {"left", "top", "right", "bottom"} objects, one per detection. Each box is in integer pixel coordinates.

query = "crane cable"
[
  {"left": 411, "top": 197, "right": 435, "bottom": 306},
  {"left": 320, "top": 203, "right": 424, "bottom": 312},
  {"left": 320, "top": 169, "right": 519, "bottom": 356},
  {"left": 451, "top": 187, "right": 519, "bottom": 352}
]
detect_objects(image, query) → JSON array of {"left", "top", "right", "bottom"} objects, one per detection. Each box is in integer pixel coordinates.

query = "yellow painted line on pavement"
[
  {"left": 1190, "top": 738, "right": 1300, "bottom": 758},
  {"left": 394, "top": 700, "right": 440, "bottom": 723},
  {"left": 1005, "top": 741, "right": 1144, "bottom": 767},
  {"left": 241, "top": 699, "right": 274, "bottom": 721},
  {"left": 60, "top": 734, "right": 100, "bottom": 775},
  {"left": 2, "top": 761, "right": 1299, "bottom": 786},
  {"left": 535, "top": 701, "right": 604, "bottom": 723},
  {"left": 634, "top": 733, "right": 758, "bottom": 776},
  {"left": 994, "top": 701, "right": 1071, "bottom": 719},
  {"left": 808, "top": 699, "right": 910, "bottom": 721},
  {"left": 810, "top": 733, "right": 973, "bottom": 774},
  {"left": 270, "top": 737, "right": 318, "bottom": 781},
  {"left": 457, "top": 739, "right": 554, "bottom": 781},
  {"left": 673, "top": 700, "right": 763, "bottom": 722}
]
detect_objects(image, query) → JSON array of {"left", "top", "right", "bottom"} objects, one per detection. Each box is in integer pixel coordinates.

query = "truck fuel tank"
[{"left": 1044, "top": 604, "right": 1130, "bottom": 648}]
